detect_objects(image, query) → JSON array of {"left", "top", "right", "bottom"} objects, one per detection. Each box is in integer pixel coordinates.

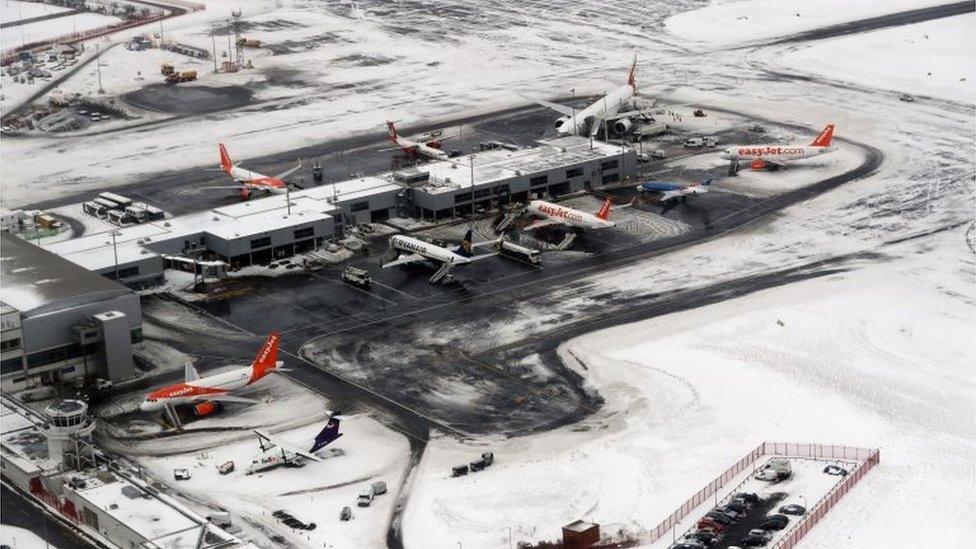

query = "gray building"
[{"left": 1, "top": 233, "right": 141, "bottom": 391}]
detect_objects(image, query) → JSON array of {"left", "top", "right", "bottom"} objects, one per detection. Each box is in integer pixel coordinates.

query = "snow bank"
[{"left": 0, "top": 525, "right": 58, "bottom": 549}]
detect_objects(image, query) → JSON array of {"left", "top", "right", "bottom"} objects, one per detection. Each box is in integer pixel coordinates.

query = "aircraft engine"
[
  {"left": 194, "top": 401, "right": 217, "bottom": 416},
  {"left": 555, "top": 116, "right": 572, "bottom": 132},
  {"left": 613, "top": 118, "right": 633, "bottom": 135}
]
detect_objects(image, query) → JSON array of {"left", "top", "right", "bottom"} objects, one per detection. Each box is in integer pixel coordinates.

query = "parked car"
[
  {"left": 755, "top": 458, "right": 792, "bottom": 481},
  {"left": 899, "top": 93, "right": 915, "bottom": 102},
  {"left": 672, "top": 542, "right": 704, "bottom": 549},
  {"left": 371, "top": 481, "right": 387, "bottom": 496},
  {"left": 685, "top": 531, "right": 719, "bottom": 545},
  {"left": 650, "top": 148, "right": 668, "bottom": 159},
  {"left": 724, "top": 501, "right": 748, "bottom": 514},
  {"left": 713, "top": 506, "right": 743, "bottom": 519},
  {"left": 341, "top": 266, "right": 370, "bottom": 287},
  {"left": 340, "top": 506, "right": 352, "bottom": 521},
  {"left": 216, "top": 461, "right": 235, "bottom": 475},
  {"left": 702, "top": 136, "right": 719, "bottom": 147},
  {"left": 469, "top": 458, "right": 487, "bottom": 472},
  {"left": 452, "top": 464, "right": 469, "bottom": 477},
  {"left": 697, "top": 518, "right": 726, "bottom": 533},
  {"left": 481, "top": 451, "right": 494, "bottom": 466},
  {"left": 778, "top": 504, "right": 806, "bottom": 516},
  {"left": 704, "top": 511, "right": 735, "bottom": 525},
  {"left": 684, "top": 137, "right": 704, "bottom": 148},
  {"left": 173, "top": 468, "right": 191, "bottom": 480},
  {"left": 734, "top": 492, "right": 760, "bottom": 504},
  {"left": 741, "top": 529, "right": 773, "bottom": 547},
  {"left": 357, "top": 486, "right": 374, "bottom": 507},
  {"left": 823, "top": 464, "right": 849, "bottom": 476},
  {"left": 760, "top": 514, "right": 789, "bottom": 531}
]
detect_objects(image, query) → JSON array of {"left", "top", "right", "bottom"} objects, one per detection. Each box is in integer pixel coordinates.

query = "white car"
[{"left": 684, "top": 137, "right": 704, "bottom": 148}]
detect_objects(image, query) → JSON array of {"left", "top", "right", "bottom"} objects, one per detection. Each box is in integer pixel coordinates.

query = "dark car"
[
  {"left": 704, "top": 511, "right": 735, "bottom": 525},
  {"left": 735, "top": 492, "right": 760, "bottom": 504},
  {"left": 685, "top": 531, "right": 719, "bottom": 545},
  {"left": 724, "top": 501, "right": 748, "bottom": 514},
  {"left": 760, "top": 515, "right": 789, "bottom": 530},
  {"left": 824, "top": 465, "right": 849, "bottom": 476},
  {"left": 779, "top": 504, "right": 806, "bottom": 516},
  {"left": 714, "top": 506, "right": 743, "bottom": 519},
  {"left": 672, "top": 544, "right": 704, "bottom": 549},
  {"left": 741, "top": 535, "right": 769, "bottom": 547}
]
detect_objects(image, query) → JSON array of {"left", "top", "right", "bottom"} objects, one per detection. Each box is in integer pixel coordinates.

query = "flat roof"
[
  {"left": 74, "top": 478, "right": 202, "bottom": 543},
  {"left": 419, "top": 136, "right": 626, "bottom": 194},
  {"left": 1, "top": 232, "right": 131, "bottom": 314},
  {"left": 0, "top": 401, "right": 58, "bottom": 473}
]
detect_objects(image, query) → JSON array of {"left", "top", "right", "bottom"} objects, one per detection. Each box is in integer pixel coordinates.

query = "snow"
[
  {"left": 0, "top": 525, "right": 59, "bottom": 549},
  {"left": 72, "top": 477, "right": 201, "bottom": 542},
  {"left": 665, "top": 0, "right": 951, "bottom": 47},
  {"left": 138, "top": 414, "right": 410, "bottom": 549},
  {"left": 0, "top": 0, "right": 72, "bottom": 25},
  {"left": 1, "top": 11, "right": 122, "bottom": 49},
  {"left": 775, "top": 13, "right": 976, "bottom": 104}
]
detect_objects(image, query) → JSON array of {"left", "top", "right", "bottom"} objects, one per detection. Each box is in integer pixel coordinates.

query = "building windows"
[
  {"left": 130, "top": 327, "right": 143, "bottom": 344},
  {"left": 0, "top": 338, "right": 21, "bottom": 352},
  {"left": 1, "top": 357, "right": 23, "bottom": 375},
  {"left": 250, "top": 236, "right": 271, "bottom": 249},
  {"left": 293, "top": 227, "right": 314, "bottom": 240},
  {"left": 529, "top": 175, "right": 548, "bottom": 187},
  {"left": 26, "top": 343, "right": 88, "bottom": 369},
  {"left": 601, "top": 173, "right": 619, "bottom": 184},
  {"left": 473, "top": 188, "right": 492, "bottom": 199},
  {"left": 601, "top": 159, "right": 619, "bottom": 171},
  {"left": 454, "top": 193, "right": 472, "bottom": 204},
  {"left": 566, "top": 167, "right": 584, "bottom": 178},
  {"left": 350, "top": 201, "right": 369, "bottom": 212}
]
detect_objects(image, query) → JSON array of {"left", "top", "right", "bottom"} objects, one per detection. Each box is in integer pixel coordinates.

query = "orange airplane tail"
[
  {"left": 219, "top": 143, "right": 234, "bottom": 174},
  {"left": 596, "top": 196, "right": 614, "bottom": 220},
  {"left": 810, "top": 124, "right": 834, "bottom": 147},
  {"left": 249, "top": 332, "right": 281, "bottom": 381}
]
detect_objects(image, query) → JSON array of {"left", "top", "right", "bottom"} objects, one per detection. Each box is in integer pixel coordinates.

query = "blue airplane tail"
[
  {"left": 455, "top": 228, "right": 474, "bottom": 258},
  {"left": 700, "top": 179, "right": 713, "bottom": 187},
  {"left": 310, "top": 412, "right": 343, "bottom": 453}
]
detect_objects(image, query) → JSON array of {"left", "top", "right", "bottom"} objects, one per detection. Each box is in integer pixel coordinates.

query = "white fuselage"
[
  {"left": 139, "top": 367, "right": 252, "bottom": 411},
  {"left": 559, "top": 84, "right": 635, "bottom": 136},
  {"left": 390, "top": 235, "right": 471, "bottom": 265},
  {"left": 526, "top": 200, "right": 614, "bottom": 229},
  {"left": 720, "top": 144, "right": 836, "bottom": 164},
  {"left": 229, "top": 166, "right": 286, "bottom": 193},
  {"left": 395, "top": 137, "right": 450, "bottom": 161},
  {"left": 248, "top": 448, "right": 299, "bottom": 473}
]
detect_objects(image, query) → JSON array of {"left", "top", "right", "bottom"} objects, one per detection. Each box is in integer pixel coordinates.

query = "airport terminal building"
[
  {"left": 42, "top": 136, "right": 636, "bottom": 285},
  {"left": 1, "top": 234, "right": 141, "bottom": 391}
]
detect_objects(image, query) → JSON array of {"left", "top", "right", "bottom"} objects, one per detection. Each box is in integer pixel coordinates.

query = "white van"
[
  {"left": 357, "top": 486, "right": 374, "bottom": 507},
  {"left": 684, "top": 137, "right": 704, "bottom": 148},
  {"left": 703, "top": 136, "right": 719, "bottom": 147}
]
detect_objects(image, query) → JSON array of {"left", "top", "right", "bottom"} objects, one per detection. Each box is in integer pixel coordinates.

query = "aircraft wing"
[
  {"left": 533, "top": 98, "right": 575, "bottom": 117},
  {"left": 254, "top": 429, "right": 321, "bottom": 462},
  {"left": 589, "top": 112, "right": 606, "bottom": 138},
  {"left": 658, "top": 190, "right": 682, "bottom": 202},
  {"left": 199, "top": 394, "right": 259, "bottom": 404},
  {"left": 471, "top": 236, "right": 503, "bottom": 249},
  {"left": 522, "top": 218, "right": 567, "bottom": 231},
  {"left": 604, "top": 109, "right": 655, "bottom": 122},
  {"left": 382, "top": 253, "right": 425, "bottom": 268},
  {"left": 198, "top": 186, "right": 245, "bottom": 190},
  {"left": 468, "top": 252, "right": 498, "bottom": 261},
  {"left": 273, "top": 161, "right": 302, "bottom": 180}
]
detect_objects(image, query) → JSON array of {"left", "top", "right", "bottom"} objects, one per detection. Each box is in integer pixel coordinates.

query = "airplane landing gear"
[{"left": 728, "top": 158, "right": 740, "bottom": 176}]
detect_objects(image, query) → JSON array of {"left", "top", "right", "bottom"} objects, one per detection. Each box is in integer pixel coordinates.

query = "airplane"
[
  {"left": 382, "top": 228, "right": 498, "bottom": 283},
  {"left": 140, "top": 332, "right": 285, "bottom": 416},
  {"left": 533, "top": 53, "right": 655, "bottom": 138},
  {"left": 521, "top": 196, "right": 621, "bottom": 231},
  {"left": 201, "top": 144, "right": 303, "bottom": 200},
  {"left": 636, "top": 179, "right": 713, "bottom": 203},
  {"left": 247, "top": 412, "right": 343, "bottom": 474},
  {"left": 719, "top": 124, "right": 837, "bottom": 170},
  {"left": 386, "top": 121, "right": 450, "bottom": 161}
]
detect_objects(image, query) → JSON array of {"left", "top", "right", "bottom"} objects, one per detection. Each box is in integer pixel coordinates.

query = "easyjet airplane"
[
  {"left": 522, "top": 196, "right": 621, "bottom": 231},
  {"left": 140, "top": 332, "right": 285, "bottom": 414},
  {"left": 719, "top": 124, "right": 837, "bottom": 170},
  {"left": 201, "top": 144, "right": 302, "bottom": 199}
]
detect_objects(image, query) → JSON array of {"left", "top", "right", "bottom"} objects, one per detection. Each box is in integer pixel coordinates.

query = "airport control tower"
[{"left": 42, "top": 399, "right": 97, "bottom": 470}]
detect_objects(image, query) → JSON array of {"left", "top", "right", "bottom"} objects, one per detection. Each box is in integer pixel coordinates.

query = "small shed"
[{"left": 562, "top": 520, "right": 599, "bottom": 549}]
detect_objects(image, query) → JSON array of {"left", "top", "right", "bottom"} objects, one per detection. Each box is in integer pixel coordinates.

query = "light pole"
[
  {"left": 570, "top": 88, "right": 577, "bottom": 136},
  {"left": 110, "top": 231, "right": 120, "bottom": 280}
]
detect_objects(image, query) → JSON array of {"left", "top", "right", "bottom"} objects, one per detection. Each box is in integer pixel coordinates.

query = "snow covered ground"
[
  {"left": 1, "top": 11, "right": 122, "bottom": 49},
  {"left": 775, "top": 13, "right": 975, "bottom": 104},
  {"left": 665, "top": 0, "right": 952, "bottom": 47},
  {"left": 0, "top": 0, "right": 72, "bottom": 25}
]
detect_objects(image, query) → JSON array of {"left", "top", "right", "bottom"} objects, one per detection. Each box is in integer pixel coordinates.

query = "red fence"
[
  {"left": 773, "top": 447, "right": 881, "bottom": 548},
  {"left": 1, "top": 0, "right": 206, "bottom": 66},
  {"left": 29, "top": 477, "right": 81, "bottom": 525},
  {"left": 645, "top": 442, "right": 880, "bottom": 545}
]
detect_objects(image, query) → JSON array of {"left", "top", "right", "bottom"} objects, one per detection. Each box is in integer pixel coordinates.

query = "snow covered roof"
[
  {"left": 421, "top": 136, "right": 627, "bottom": 193},
  {"left": 73, "top": 478, "right": 202, "bottom": 543},
  {"left": 0, "top": 232, "right": 131, "bottom": 315}
]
